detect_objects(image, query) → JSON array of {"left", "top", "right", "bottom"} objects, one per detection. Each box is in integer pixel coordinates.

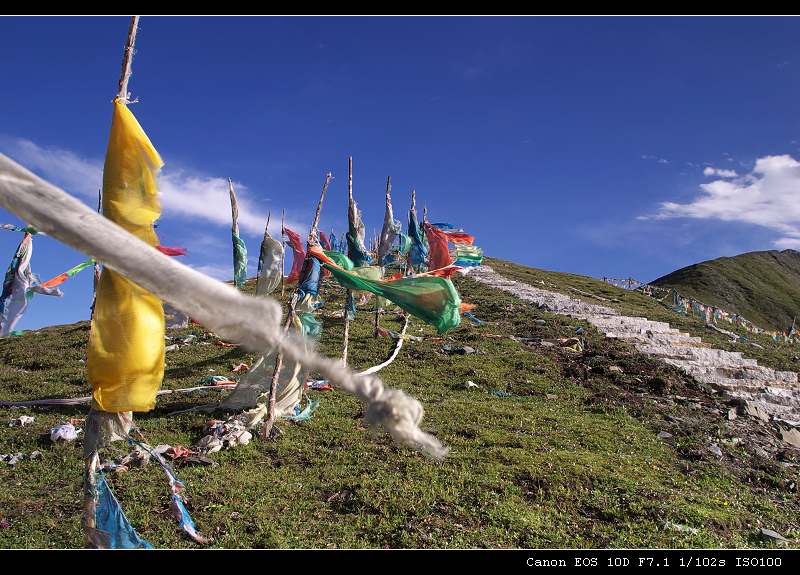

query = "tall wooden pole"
[
  {"left": 90, "top": 189, "right": 102, "bottom": 319},
  {"left": 375, "top": 175, "right": 391, "bottom": 337},
  {"left": 342, "top": 157, "right": 353, "bottom": 363},
  {"left": 309, "top": 172, "right": 333, "bottom": 242},
  {"left": 117, "top": 16, "right": 139, "bottom": 103},
  {"left": 262, "top": 172, "right": 332, "bottom": 439},
  {"left": 86, "top": 14, "right": 141, "bottom": 548},
  {"left": 280, "top": 209, "right": 286, "bottom": 298},
  {"left": 407, "top": 189, "right": 416, "bottom": 276}
]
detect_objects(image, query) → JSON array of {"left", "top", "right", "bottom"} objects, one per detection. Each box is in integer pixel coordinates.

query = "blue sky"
[{"left": 2, "top": 16, "right": 800, "bottom": 331}]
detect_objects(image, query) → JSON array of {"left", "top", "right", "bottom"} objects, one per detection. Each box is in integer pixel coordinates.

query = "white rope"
[
  {"left": 0, "top": 383, "right": 237, "bottom": 408},
  {"left": 359, "top": 314, "right": 409, "bottom": 376},
  {"left": 0, "top": 154, "right": 447, "bottom": 459}
]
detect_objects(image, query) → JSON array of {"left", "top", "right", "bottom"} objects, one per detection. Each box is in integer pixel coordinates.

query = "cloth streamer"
[
  {"left": 397, "top": 233, "right": 412, "bottom": 255},
  {"left": 87, "top": 100, "right": 165, "bottom": 413},
  {"left": 86, "top": 471, "right": 152, "bottom": 549},
  {"left": 319, "top": 231, "right": 332, "bottom": 251},
  {"left": 231, "top": 232, "right": 247, "bottom": 289},
  {"left": 155, "top": 246, "right": 187, "bottom": 257},
  {"left": 310, "top": 246, "right": 461, "bottom": 334},
  {"left": 378, "top": 189, "right": 402, "bottom": 265},
  {"left": 2, "top": 223, "right": 39, "bottom": 234},
  {"left": 324, "top": 250, "right": 354, "bottom": 270},
  {"left": 228, "top": 180, "right": 247, "bottom": 289},
  {"left": 37, "top": 258, "right": 96, "bottom": 289},
  {"left": 1, "top": 232, "right": 62, "bottom": 336},
  {"left": 453, "top": 245, "right": 483, "bottom": 268},
  {"left": 283, "top": 226, "right": 305, "bottom": 284},
  {"left": 317, "top": 232, "right": 332, "bottom": 278},
  {"left": 256, "top": 229, "right": 284, "bottom": 296},
  {"left": 423, "top": 222, "right": 454, "bottom": 271},
  {"left": 346, "top": 191, "right": 372, "bottom": 268},
  {"left": 442, "top": 231, "right": 474, "bottom": 245},
  {"left": 407, "top": 201, "right": 428, "bottom": 272}
]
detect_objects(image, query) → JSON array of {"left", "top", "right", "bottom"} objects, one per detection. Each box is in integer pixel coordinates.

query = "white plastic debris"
[
  {"left": 1, "top": 453, "right": 24, "bottom": 466},
  {"left": 664, "top": 521, "right": 699, "bottom": 535},
  {"left": 8, "top": 415, "right": 34, "bottom": 427},
  {"left": 195, "top": 435, "right": 223, "bottom": 454},
  {"left": 1, "top": 451, "right": 39, "bottom": 466},
  {"left": 50, "top": 422, "right": 81, "bottom": 442},
  {"left": 152, "top": 444, "right": 173, "bottom": 457}
]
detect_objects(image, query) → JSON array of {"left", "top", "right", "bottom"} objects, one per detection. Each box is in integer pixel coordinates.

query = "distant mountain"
[{"left": 651, "top": 249, "right": 800, "bottom": 331}]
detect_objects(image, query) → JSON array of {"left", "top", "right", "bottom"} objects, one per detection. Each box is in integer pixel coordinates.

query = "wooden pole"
[
  {"left": 375, "top": 175, "right": 391, "bottom": 337},
  {"left": 117, "top": 16, "right": 140, "bottom": 103},
  {"left": 280, "top": 209, "right": 285, "bottom": 298},
  {"left": 407, "top": 189, "right": 416, "bottom": 276},
  {"left": 90, "top": 189, "right": 102, "bottom": 319},
  {"left": 262, "top": 173, "right": 332, "bottom": 439},
  {"left": 86, "top": 15, "right": 141, "bottom": 548},
  {"left": 309, "top": 172, "right": 333, "bottom": 242},
  {"left": 342, "top": 157, "right": 353, "bottom": 363}
]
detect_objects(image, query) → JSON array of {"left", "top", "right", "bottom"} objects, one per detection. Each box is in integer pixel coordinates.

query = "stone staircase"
[{"left": 470, "top": 265, "right": 800, "bottom": 427}]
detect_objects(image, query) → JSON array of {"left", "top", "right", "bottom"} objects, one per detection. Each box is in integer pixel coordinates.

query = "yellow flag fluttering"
[{"left": 87, "top": 99, "right": 165, "bottom": 412}]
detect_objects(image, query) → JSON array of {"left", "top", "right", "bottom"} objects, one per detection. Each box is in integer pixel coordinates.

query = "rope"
[
  {"left": 359, "top": 314, "right": 410, "bottom": 375},
  {"left": 0, "top": 383, "right": 237, "bottom": 408}
]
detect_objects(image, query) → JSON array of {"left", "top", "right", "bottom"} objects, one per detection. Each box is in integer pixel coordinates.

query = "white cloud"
[
  {"left": 3, "top": 137, "right": 103, "bottom": 198},
  {"left": 158, "top": 171, "right": 276, "bottom": 235},
  {"left": 774, "top": 237, "right": 800, "bottom": 250},
  {"left": 703, "top": 166, "right": 738, "bottom": 178},
  {"left": 641, "top": 154, "right": 670, "bottom": 165},
  {"left": 649, "top": 154, "right": 800, "bottom": 249},
  {"left": 188, "top": 263, "right": 234, "bottom": 281},
  {"left": 0, "top": 137, "right": 305, "bottom": 237}
]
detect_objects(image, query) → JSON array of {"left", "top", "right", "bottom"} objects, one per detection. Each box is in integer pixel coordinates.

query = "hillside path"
[{"left": 470, "top": 265, "right": 800, "bottom": 432}]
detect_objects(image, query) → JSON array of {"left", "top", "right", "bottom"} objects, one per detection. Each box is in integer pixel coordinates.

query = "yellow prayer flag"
[{"left": 87, "top": 99, "right": 165, "bottom": 412}]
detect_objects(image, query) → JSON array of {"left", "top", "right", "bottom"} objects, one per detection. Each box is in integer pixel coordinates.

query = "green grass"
[{"left": 1, "top": 266, "right": 798, "bottom": 548}]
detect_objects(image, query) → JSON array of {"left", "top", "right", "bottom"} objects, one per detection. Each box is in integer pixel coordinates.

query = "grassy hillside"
[
  {"left": 1, "top": 262, "right": 798, "bottom": 548},
  {"left": 650, "top": 249, "right": 800, "bottom": 332}
]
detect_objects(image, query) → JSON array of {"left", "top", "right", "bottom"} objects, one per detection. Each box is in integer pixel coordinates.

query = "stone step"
[
  {"left": 589, "top": 317, "right": 678, "bottom": 333},
  {"left": 722, "top": 391, "right": 799, "bottom": 416},
  {"left": 680, "top": 364, "right": 799, "bottom": 384},
  {"left": 606, "top": 331, "right": 702, "bottom": 344},
  {"left": 637, "top": 344, "right": 757, "bottom": 366},
  {"left": 607, "top": 335, "right": 703, "bottom": 350},
  {"left": 696, "top": 376, "right": 777, "bottom": 392}
]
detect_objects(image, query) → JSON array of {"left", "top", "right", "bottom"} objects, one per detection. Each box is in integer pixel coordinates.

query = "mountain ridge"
[{"left": 651, "top": 249, "right": 800, "bottom": 331}]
